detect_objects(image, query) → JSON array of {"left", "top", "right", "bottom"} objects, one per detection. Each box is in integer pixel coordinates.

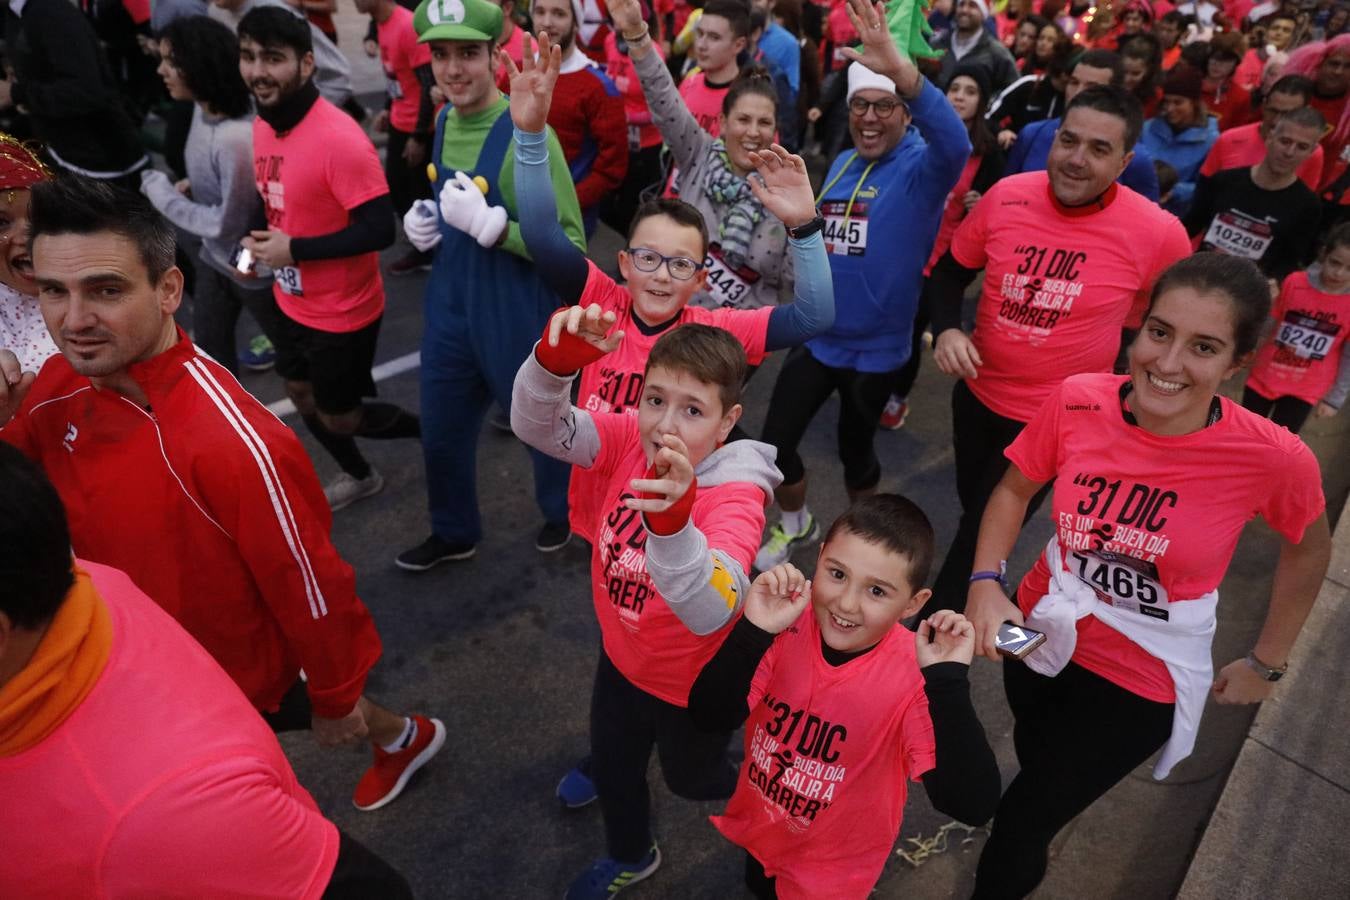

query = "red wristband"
[
  {"left": 534, "top": 308, "right": 609, "bottom": 376},
  {"left": 641, "top": 464, "right": 698, "bottom": 536}
]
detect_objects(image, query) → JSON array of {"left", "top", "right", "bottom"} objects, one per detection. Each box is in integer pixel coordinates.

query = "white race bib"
[
  {"left": 819, "top": 200, "right": 869, "bottom": 256},
  {"left": 1067, "top": 549, "right": 1169, "bottom": 620},
  {"left": 703, "top": 243, "right": 761, "bottom": 308},
  {"left": 386, "top": 75, "right": 404, "bottom": 100},
  {"left": 1276, "top": 312, "right": 1339, "bottom": 361},
  {"left": 1203, "top": 211, "right": 1272, "bottom": 261},
  {"left": 275, "top": 265, "right": 304, "bottom": 297}
]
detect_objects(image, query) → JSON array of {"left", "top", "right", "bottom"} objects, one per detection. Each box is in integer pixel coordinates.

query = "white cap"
[
  {"left": 846, "top": 62, "right": 899, "bottom": 104},
  {"left": 966, "top": 0, "right": 990, "bottom": 19}
]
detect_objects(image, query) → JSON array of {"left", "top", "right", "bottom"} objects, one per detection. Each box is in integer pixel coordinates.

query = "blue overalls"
[{"left": 421, "top": 106, "right": 570, "bottom": 544}]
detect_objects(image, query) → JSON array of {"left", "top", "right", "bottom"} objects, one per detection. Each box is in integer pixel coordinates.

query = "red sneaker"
[
  {"left": 880, "top": 396, "right": 909, "bottom": 430},
  {"left": 353, "top": 714, "right": 446, "bottom": 811}
]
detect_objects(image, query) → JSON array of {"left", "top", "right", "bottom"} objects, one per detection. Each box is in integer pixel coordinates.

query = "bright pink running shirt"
[
  {"left": 1007, "top": 374, "right": 1324, "bottom": 703},
  {"left": 587, "top": 413, "right": 765, "bottom": 705},
  {"left": 253, "top": 97, "right": 389, "bottom": 332},
  {"left": 568, "top": 261, "right": 772, "bottom": 542},
  {"left": 0, "top": 561, "right": 338, "bottom": 899},
  {"left": 1246, "top": 271, "right": 1350, "bottom": 405},
  {"left": 949, "top": 173, "right": 1191, "bottom": 422},
  {"left": 679, "top": 70, "right": 729, "bottom": 137},
  {"left": 712, "top": 608, "right": 936, "bottom": 899},
  {"left": 379, "top": 6, "right": 431, "bottom": 133}
]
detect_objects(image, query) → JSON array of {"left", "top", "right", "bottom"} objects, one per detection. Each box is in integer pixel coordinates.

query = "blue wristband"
[{"left": 969, "top": 562, "right": 1007, "bottom": 591}]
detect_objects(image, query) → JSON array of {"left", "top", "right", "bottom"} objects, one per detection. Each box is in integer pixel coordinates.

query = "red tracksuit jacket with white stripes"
[{"left": 0, "top": 331, "right": 382, "bottom": 718}]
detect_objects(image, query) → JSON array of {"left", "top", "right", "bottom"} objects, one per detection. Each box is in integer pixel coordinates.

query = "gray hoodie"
[
  {"left": 209, "top": 0, "right": 352, "bottom": 105},
  {"left": 512, "top": 348, "right": 782, "bottom": 635}
]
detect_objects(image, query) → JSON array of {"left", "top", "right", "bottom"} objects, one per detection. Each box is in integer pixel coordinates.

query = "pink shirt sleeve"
[
  {"left": 323, "top": 127, "right": 389, "bottom": 213},
  {"left": 899, "top": 689, "right": 936, "bottom": 782},
  {"left": 710, "top": 306, "right": 774, "bottom": 366},
  {"left": 589, "top": 410, "right": 640, "bottom": 479},
  {"left": 1005, "top": 380, "right": 1067, "bottom": 483},
  {"left": 1259, "top": 436, "right": 1326, "bottom": 544},
  {"left": 581, "top": 260, "right": 631, "bottom": 313},
  {"left": 949, "top": 183, "right": 995, "bottom": 270},
  {"left": 100, "top": 757, "right": 339, "bottom": 899},
  {"left": 695, "top": 480, "right": 769, "bottom": 573}
]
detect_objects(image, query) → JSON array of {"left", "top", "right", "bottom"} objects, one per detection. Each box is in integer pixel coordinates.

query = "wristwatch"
[
  {"left": 786, "top": 214, "right": 825, "bottom": 240},
  {"left": 1245, "top": 651, "right": 1287, "bottom": 682}
]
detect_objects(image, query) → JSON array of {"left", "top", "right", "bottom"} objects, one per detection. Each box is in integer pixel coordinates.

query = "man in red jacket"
[
  {"left": 530, "top": 0, "right": 628, "bottom": 231},
  {"left": 0, "top": 175, "right": 444, "bottom": 812}
]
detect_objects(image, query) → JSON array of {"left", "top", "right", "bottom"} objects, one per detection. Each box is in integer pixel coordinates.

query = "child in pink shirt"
[
  {"left": 1244, "top": 223, "right": 1350, "bottom": 434},
  {"left": 688, "top": 495, "right": 1000, "bottom": 899}
]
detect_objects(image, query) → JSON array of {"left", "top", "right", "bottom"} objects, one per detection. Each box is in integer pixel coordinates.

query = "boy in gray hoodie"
[{"left": 511, "top": 309, "right": 781, "bottom": 899}]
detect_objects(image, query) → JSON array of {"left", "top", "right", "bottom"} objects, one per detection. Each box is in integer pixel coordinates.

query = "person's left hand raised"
[
  {"left": 506, "top": 31, "right": 563, "bottom": 134},
  {"left": 747, "top": 144, "right": 818, "bottom": 230}
]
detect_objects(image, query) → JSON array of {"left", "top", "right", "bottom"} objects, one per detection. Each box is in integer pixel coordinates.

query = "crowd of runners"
[{"left": 0, "top": 0, "right": 1345, "bottom": 896}]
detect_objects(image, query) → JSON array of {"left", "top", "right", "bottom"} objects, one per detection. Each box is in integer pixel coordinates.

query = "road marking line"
[{"left": 265, "top": 350, "right": 421, "bottom": 418}]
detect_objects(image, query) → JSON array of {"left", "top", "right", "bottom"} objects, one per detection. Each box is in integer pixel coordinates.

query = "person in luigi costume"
[{"left": 396, "top": 0, "right": 587, "bottom": 572}]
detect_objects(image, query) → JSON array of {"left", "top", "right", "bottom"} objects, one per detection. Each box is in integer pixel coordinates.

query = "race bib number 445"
[{"left": 819, "top": 200, "right": 869, "bottom": 257}]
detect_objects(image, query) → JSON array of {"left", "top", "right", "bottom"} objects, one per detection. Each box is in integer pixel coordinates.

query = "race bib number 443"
[
  {"left": 819, "top": 200, "right": 869, "bottom": 256},
  {"left": 703, "top": 243, "right": 761, "bottom": 308}
]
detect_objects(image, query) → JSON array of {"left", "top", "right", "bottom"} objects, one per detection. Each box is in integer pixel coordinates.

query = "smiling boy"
[{"left": 511, "top": 311, "right": 782, "bottom": 898}]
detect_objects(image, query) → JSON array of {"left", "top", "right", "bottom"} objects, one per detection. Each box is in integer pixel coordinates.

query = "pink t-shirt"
[
  {"left": 1246, "top": 271, "right": 1350, "bottom": 405},
  {"left": 379, "top": 6, "right": 431, "bottom": 133},
  {"left": 679, "top": 70, "right": 729, "bottom": 137},
  {"left": 711, "top": 608, "right": 935, "bottom": 899},
  {"left": 1198, "top": 122, "right": 1324, "bottom": 191},
  {"left": 495, "top": 26, "right": 528, "bottom": 93},
  {"left": 568, "top": 261, "right": 772, "bottom": 542},
  {"left": 1007, "top": 374, "right": 1324, "bottom": 703},
  {"left": 587, "top": 413, "right": 765, "bottom": 705},
  {"left": 0, "top": 561, "right": 338, "bottom": 899},
  {"left": 253, "top": 97, "right": 389, "bottom": 332},
  {"left": 950, "top": 173, "right": 1191, "bottom": 422}
]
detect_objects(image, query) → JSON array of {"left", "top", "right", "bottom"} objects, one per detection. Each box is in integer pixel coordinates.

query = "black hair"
[
  {"left": 161, "top": 15, "right": 252, "bottom": 120},
  {"left": 1179, "top": 39, "right": 1210, "bottom": 71},
  {"left": 628, "top": 197, "right": 710, "bottom": 256},
  {"left": 1073, "top": 48, "right": 1126, "bottom": 87},
  {"left": 823, "top": 494, "right": 936, "bottom": 590},
  {"left": 1144, "top": 253, "right": 1271, "bottom": 359},
  {"left": 0, "top": 444, "right": 74, "bottom": 630},
  {"left": 722, "top": 64, "right": 778, "bottom": 116},
  {"left": 1322, "top": 220, "right": 1350, "bottom": 256},
  {"left": 1159, "top": 9, "right": 1188, "bottom": 27},
  {"left": 237, "top": 5, "right": 314, "bottom": 56},
  {"left": 1121, "top": 35, "right": 1163, "bottom": 99},
  {"left": 645, "top": 323, "right": 747, "bottom": 412},
  {"left": 31, "top": 176, "right": 177, "bottom": 284},
  {"left": 947, "top": 68, "right": 998, "bottom": 158},
  {"left": 1268, "top": 74, "right": 1316, "bottom": 103},
  {"left": 701, "top": 0, "right": 752, "bottom": 40},
  {"left": 1064, "top": 83, "right": 1144, "bottom": 151}
]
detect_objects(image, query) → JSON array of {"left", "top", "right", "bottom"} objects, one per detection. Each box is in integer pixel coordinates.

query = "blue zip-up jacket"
[
  {"left": 807, "top": 78, "right": 971, "bottom": 373},
  {"left": 1137, "top": 114, "right": 1221, "bottom": 216},
  {"left": 1004, "top": 117, "right": 1161, "bottom": 201}
]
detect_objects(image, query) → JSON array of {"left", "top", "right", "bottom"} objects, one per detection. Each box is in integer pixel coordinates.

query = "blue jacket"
[
  {"left": 1004, "top": 117, "right": 1160, "bottom": 202},
  {"left": 807, "top": 79, "right": 971, "bottom": 373},
  {"left": 1137, "top": 115, "right": 1220, "bottom": 216}
]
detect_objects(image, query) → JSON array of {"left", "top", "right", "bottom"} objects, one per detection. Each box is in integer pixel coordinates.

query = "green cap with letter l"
[{"left": 414, "top": 0, "right": 503, "bottom": 43}]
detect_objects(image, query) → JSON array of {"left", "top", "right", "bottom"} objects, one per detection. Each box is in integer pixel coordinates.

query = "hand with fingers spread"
[
  {"left": 627, "top": 433, "right": 695, "bottom": 516},
  {"left": 933, "top": 328, "right": 984, "bottom": 380},
  {"left": 744, "top": 564, "right": 812, "bottom": 635},
  {"left": 607, "top": 0, "right": 646, "bottom": 38},
  {"left": 506, "top": 31, "right": 562, "bottom": 134},
  {"left": 839, "top": 0, "right": 922, "bottom": 98},
  {"left": 0, "top": 348, "right": 35, "bottom": 426},
  {"left": 746, "top": 144, "right": 818, "bottom": 229},
  {"left": 535, "top": 303, "right": 625, "bottom": 375},
  {"left": 916, "top": 610, "right": 977, "bottom": 667},
  {"left": 966, "top": 580, "right": 1024, "bottom": 662}
]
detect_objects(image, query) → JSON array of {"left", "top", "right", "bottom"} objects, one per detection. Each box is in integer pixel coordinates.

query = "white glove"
[
  {"left": 403, "top": 199, "right": 442, "bottom": 253},
  {"left": 438, "top": 170, "right": 508, "bottom": 249}
]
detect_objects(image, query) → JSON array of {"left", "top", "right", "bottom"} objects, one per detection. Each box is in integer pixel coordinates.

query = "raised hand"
[
  {"left": 746, "top": 144, "right": 818, "bottom": 230},
  {"left": 838, "top": 0, "right": 921, "bottom": 98},
  {"left": 626, "top": 433, "right": 695, "bottom": 513},
  {"left": 0, "top": 348, "right": 34, "bottom": 425},
  {"left": 607, "top": 0, "right": 646, "bottom": 37},
  {"left": 546, "top": 303, "right": 624, "bottom": 355},
  {"left": 506, "top": 31, "right": 562, "bottom": 134},
  {"left": 744, "top": 563, "right": 811, "bottom": 635},
  {"left": 916, "top": 609, "right": 977, "bottom": 667}
]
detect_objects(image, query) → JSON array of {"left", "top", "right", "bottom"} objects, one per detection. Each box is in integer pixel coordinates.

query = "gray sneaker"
[{"left": 324, "top": 468, "right": 385, "bottom": 511}]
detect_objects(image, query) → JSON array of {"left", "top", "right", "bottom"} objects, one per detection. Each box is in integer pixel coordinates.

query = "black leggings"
[
  {"left": 920, "top": 380, "right": 1052, "bottom": 620},
  {"left": 324, "top": 830, "right": 413, "bottom": 898},
  {"left": 760, "top": 345, "right": 900, "bottom": 490},
  {"left": 972, "top": 661, "right": 1174, "bottom": 899},
  {"left": 1242, "top": 386, "right": 1313, "bottom": 435},
  {"left": 745, "top": 851, "right": 778, "bottom": 899},
  {"left": 591, "top": 651, "right": 738, "bottom": 862}
]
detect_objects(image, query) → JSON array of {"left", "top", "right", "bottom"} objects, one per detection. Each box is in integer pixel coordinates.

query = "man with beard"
[
  {"left": 238, "top": 8, "right": 422, "bottom": 511},
  {"left": 931, "top": 0, "right": 1018, "bottom": 92},
  {"left": 915, "top": 84, "right": 1191, "bottom": 621},
  {"left": 530, "top": 0, "right": 627, "bottom": 231}
]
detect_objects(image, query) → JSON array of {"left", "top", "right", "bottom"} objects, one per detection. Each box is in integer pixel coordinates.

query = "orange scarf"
[{"left": 0, "top": 567, "right": 112, "bottom": 757}]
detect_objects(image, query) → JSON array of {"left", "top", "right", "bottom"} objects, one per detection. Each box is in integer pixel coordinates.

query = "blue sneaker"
[
  {"left": 564, "top": 846, "right": 661, "bottom": 899},
  {"left": 238, "top": 334, "right": 276, "bottom": 372},
  {"left": 556, "top": 760, "right": 597, "bottom": 809}
]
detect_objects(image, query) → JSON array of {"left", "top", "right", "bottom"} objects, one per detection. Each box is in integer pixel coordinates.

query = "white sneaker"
[
  {"left": 324, "top": 468, "right": 385, "bottom": 511},
  {"left": 754, "top": 513, "right": 820, "bottom": 572}
]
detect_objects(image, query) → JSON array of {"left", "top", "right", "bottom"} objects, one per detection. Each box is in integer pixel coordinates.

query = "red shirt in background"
[
  {"left": 0, "top": 561, "right": 339, "bottom": 899},
  {"left": 1204, "top": 78, "right": 1254, "bottom": 131},
  {"left": 679, "top": 70, "right": 731, "bottom": 136},
  {"left": 495, "top": 24, "right": 528, "bottom": 94},
  {"left": 379, "top": 5, "right": 431, "bottom": 134},
  {"left": 924, "top": 154, "right": 982, "bottom": 277},
  {"left": 549, "top": 52, "right": 630, "bottom": 210},
  {"left": 1198, "top": 121, "right": 1325, "bottom": 189},
  {"left": 949, "top": 172, "right": 1191, "bottom": 423},
  {"left": 1007, "top": 374, "right": 1324, "bottom": 703},
  {"left": 712, "top": 607, "right": 936, "bottom": 899},
  {"left": 606, "top": 31, "right": 668, "bottom": 151},
  {"left": 1247, "top": 271, "right": 1350, "bottom": 405}
]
